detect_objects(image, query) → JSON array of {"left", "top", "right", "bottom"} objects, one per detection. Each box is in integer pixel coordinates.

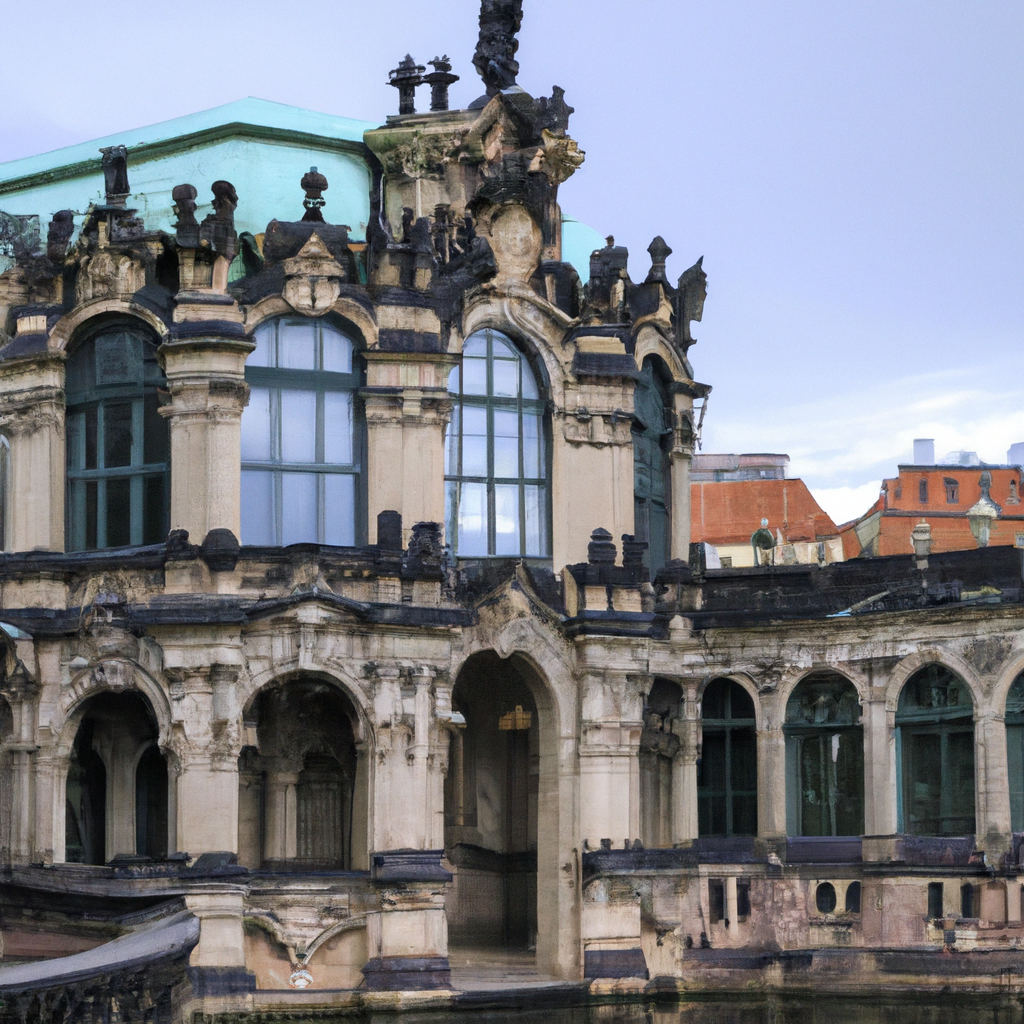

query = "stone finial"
[
  {"left": 645, "top": 236, "right": 672, "bottom": 286},
  {"left": 377, "top": 510, "right": 403, "bottom": 552},
  {"left": 199, "top": 180, "right": 239, "bottom": 261},
  {"left": 301, "top": 167, "right": 328, "bottom": 223},
  {"left": 172, "top": 184, "right": 199, "bottom": 247},
  {"left": 588, "top": 528, "right": 617, "bottom": 565},
  {"left": 676, "top": 256, "right": 707, "bottom": 352},
  {"left": 389, "top": 55, "right": 425, "bottom": 115},
  {"left": 621, "top": 534, "right": 648, "bottom": 569},
  {"left": 911, "top": 518, "right": 932, "bottom": 568},
  {"left": 100, "top": 146, "right": 130, "bottom": 207},
  {"left": 473, "top": 0, "right": 523, "bottom": 96},
  {"left": 46, "top": 210, "right": 75, "bottom": 262},
  {"left": 424, "top": 56, "right": 459, "bottom": 112}
]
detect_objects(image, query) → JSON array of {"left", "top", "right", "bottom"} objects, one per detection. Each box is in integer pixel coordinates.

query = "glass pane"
[
  {"left": 444, "top": 408, "right": 459, "bottom": 476},
  {"left": 323, "top": 391, "right": 353, "bottom": 464},
  {"left": 905, "top": 732, "right": 942, "bottom": 834},
  {"left": 249, "top": 322, "right": 275, "bottom": 367},
  {"left": 324, "top": 474, "right": 355, "bottom": 546},
  {"left": 66, "top": 412, "right": 82, "bottom": 470},
  {"left": 106, "top": 477, "right": 131, "bottom": 547},
  {"left": 521, "top": 363, "right": 539, "bottom": 400},
  {"left": 143, "top": 474, "right": 166, "bottom": 545},
  {"left": 947, "top": 729, "right": 976, "bottom": 834},
  {"left": 523, "top": 413, "right": 543, "bottom": 477},
  {"left": 492, "top": 359, "right": 518, "bottom": 398},
  {"left": 462, "top": 406, "right": 487, "bottom": 477},
  {"left": 241, "top": 387, "right": 273, "bottom": 462},
  {"left": 524, "top": 485, "right": 547, "bottom": 556},
  {"left": 103, "top": 401, "right": 133, "bottom": 468},
  {"left": 463, "top": 357, "right": 487, "bottom": 396},
  {"left": 321, "top": 326, "right": 353, "bottom": 373},
  {"left": 456, "top": 482, "right": 487, "bottom": 556},
  {"left": 494, "top": 483, "right": 520, "bottom": 555},
  {"left": 281, "top": 472, "right": 317, "bottom": 545},
  {"left": 84, "top": 408, "right": 98, "bottom": 470},
  {"left": 698, "top": 732, "right": 727, "bottom": 836},
  {"left": 143, "top": 393, "right": 168, "bottom": 466},
  {"left": 280, "top": 321, "right": 315, "bottom": 370},
  {"left": 493, "top": 438, "right": 518, "bottom": 478},
  {"left": 463, "top": 334, "right": 487, "bottom": 357},
  {"left": 1009, "top": 725, "right": 1024, "bottom": 831},
  {"left": 240, "top": 470, "right": 275, "bottom": 545},
  {"left": 95, "top": 332, "right": 141, "bottom": 385},
  {"left": 447, "top": 366, "right": 460, "bottom": 394},
  {"left": 489, "top": 333, "right": 516, "bottom": 358},
  {"left": 281, "top": 390, "right": 317, "bottom": 463}
]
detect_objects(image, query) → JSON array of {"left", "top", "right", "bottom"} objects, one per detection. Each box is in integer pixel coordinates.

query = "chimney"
[
  {"left": 1008, "top": 443, "right": 1024, "bottom": 467},
  {"left": 913, "top": 438, "right": 935, "bottom": 465}
]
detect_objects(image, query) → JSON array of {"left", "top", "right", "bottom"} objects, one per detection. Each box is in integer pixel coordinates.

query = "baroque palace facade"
[{"left": 1, "top": 3, "right": 1024, "bottom": 1015}]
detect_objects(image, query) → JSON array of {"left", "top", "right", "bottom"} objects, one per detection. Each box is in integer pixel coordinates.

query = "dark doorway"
[
  {"left": 135, "top": 745, "right": 168, "bottom": 859},
  {"left": 445, "top": 651, "right": 538, "bottom": 948},
  {"left": 66, "top": 719, "right": 107, "bottom": 865},
  {"left": 698, "top": 678, "right": 757, "bottom": 837}
]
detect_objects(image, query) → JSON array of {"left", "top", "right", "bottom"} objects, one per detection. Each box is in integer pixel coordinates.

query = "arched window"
[
  {"left": 784, "top": 674, "right": 864, "bottom": 837},
  {"left": 896, "top": 664, "right": 975, "bottom": 836},
  {"left": 65, "top": 324, "right": 169, "bottom": 550},
  {"left": 0, "top": 434, "right": 9, "bottom": 551},
  {"left": 1005, "top": 671, "right": 1024, "bottom": 830},
  {"left": 633, "top": 356, "right": 671, "bottom": 575},
  {"left": 445, "top": 329, "right": 549, "bottom": 557},
  {"left": 241, "top": 317, "right": 362, "bottom": 546},
  {"left": 698, "top": 678, "right": 757, "bottom": 837}
]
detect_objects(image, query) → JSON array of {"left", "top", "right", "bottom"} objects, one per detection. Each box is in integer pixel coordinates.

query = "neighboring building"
[
  {"left": 841, "top": 438, "right": 1024, "bottom": 558},
  {"left": 691, "top": 475, "right": 843, "bottom": 566},
  {"left": 2, "top": 6, "right": 1024, "bottom": 1019},
  {"left": 691, "top": 452, "right": 789, "bottom": 482}
]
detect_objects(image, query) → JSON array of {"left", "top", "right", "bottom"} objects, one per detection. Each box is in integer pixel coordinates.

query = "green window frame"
[
  {"left": 896, "top": 665, "right": 975, "bottom": 836},
  {"left": 445, "top": 329, "right": 550, "bottom": 558},
  {"left": 784, "top": 674, "right": 864, "bottom": 837},
  {"left": 633, "top": 356, "right": 672, "bottom": 576},
  {"left": 698, "top": 678, "right": 758, "bottom": 837},
  {"left": 0, "top": 434, "right": 9, "bottom": 551},
  {"left": 1005, "top": 672, "right": 1024, "bottom": 831},
  {"left": 240, "top": 317, "right": 363, "bottom": 547},
  {"left": 65, "top": 325, "right": 169, "bottom": 551}
]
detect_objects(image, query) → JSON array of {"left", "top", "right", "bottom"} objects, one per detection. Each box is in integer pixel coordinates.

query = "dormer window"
[
  {"left": 445, "top": 329, "right": 549, "bottom": 558},
  {"left": 945, "top": 478, "right": 959, "bottom": 504},
  {"left": 919, "top": 479, "right": 928, "bottom": 504},
  {"left": 240, "top": 317, "right": 363, "bottom": 546},
  {"left": 65, "top": 324, "right": 169, "bottom": 550}
]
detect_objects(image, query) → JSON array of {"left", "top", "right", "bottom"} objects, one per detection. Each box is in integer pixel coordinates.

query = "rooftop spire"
[{"left": 473, "top": 0, "right": 523, "bottom": 97}]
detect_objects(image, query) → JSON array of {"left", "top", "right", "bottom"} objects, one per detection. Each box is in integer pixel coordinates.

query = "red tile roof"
[{"left": 690, "top": 479, "right": 839, "bottom": 547}]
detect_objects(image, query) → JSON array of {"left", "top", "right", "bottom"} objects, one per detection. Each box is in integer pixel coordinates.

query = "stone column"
[
  {"left": 365, "top": 664, "right": 451, "bottom": 989},
  {"left": 263, "top": 769, "right": 299, "bottom": 863},
  {"left": 553, "top": 366, "right": 637, "bottom": 568},
  {"left": 758, "top": 712, "right": 787, "bottom": 839},
  {"left": 862, "top": 694, "right": 896, "bottom": 837},
  {"left": 0, "top": 345, "right": 65, "bottom": 552},
  {"left": 672, "top": 680, "right": 701, "bottom": 844},
  {"left": 184, "top": 886, "right": 254, "bottom": 996},
  {"left": 362, "top": 352, "right": 452, "bottom": 546},
  {"left": 976, "top": 710, "right": 1011, "bottom": 856},
  {"left": 159, "top": 320, "right": 252, "bottom": 542}
]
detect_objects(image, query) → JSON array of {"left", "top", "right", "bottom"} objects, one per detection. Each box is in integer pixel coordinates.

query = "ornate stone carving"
[
  {"left": 473, "top": 0, "right": 523, "bottom": 96},
  {"left": 282, "top": 232, "right": 345, "bottom": 316},
  {"left": 676, "top": 257, "right": 706, "bottom": 352}
]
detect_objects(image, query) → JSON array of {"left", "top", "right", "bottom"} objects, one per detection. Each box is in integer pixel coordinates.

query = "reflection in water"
[{"left": 363, "top": 997, "right": 1024, "bottom": 1024}]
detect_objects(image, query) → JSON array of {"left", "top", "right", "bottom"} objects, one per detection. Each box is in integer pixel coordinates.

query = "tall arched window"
[
  {"left": 445, "top": 329, "right": 549, "bottom": 557},
  {"left": 1005, "top": 672, "right": 1024, "bottom": 831},
  {"left": 66, "top": 324, "right": 169, "bottom": 550},
  {"left": 241, "top": 317, "right": 362, "bottom": 546},
  {"left": 633, "top": 356, "right": 671, "bottom": 575},
  {"left": 785, "top": 674, "right": 864, "bottom": 837},
  {"left": 896, "top": 665, "right": 975, "bottom": 836},
  {"left": 698, "top": 678, "right": 757, "bottom": 837}
]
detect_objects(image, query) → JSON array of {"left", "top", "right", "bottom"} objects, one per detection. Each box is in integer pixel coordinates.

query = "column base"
[
  {"left": 583, "top": 947, "right": 649, "bottom": 979},
  {"left": 186, "top": 966, "right": 256, "bottom": 996},
  {"left": 361, "top": 955, "right": 451, "bottom": 990}
]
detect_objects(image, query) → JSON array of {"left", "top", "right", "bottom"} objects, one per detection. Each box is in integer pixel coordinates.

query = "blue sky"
[{"left": 1, "top": 0, "right": 1020, "bottom": 523}]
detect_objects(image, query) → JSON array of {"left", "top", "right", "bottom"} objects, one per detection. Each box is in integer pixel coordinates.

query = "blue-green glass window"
[
  {"left": 66, "top": 326, "right": 169, "bottom": 551},
  {"left": 1006, "top": 672, "right": 1024, "bottom": 831},
  {"left": 784, "top": 674, "right": 864, "bottom": 837},
  {"left": 445, "top": 329, "right": 549, "bottom": 558},
  {"left": 896, "top": 665, "right": 975, "bottom": 836},
  {"left": 633, "top": 357, "right": 671, "bottom": 576},
  {"left": 241, "top": 318, "right": 362, "bottom": 547},
  {"left": 698, "top": 679, "right": 757, "bottom": 837}
]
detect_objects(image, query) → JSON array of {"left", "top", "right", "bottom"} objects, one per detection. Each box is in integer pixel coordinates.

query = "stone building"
[{"left": 1, "top": 3, "right": 1024, "bottom": 1015}]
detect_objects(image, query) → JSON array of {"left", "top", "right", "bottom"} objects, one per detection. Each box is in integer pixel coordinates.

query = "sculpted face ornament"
[
  {"left": 288, "top": 965, "right": 313, "bottom": 989},
  {"left": 676, "top": 256, "right": 707, "bottom": 352}
]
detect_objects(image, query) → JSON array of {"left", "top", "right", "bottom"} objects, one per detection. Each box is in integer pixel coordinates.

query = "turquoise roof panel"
[{"left": 561, "top": 215, "right": 604, "bottom": 284}]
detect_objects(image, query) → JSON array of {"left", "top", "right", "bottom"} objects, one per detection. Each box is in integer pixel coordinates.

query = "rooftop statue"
[{"left": 473, "top": 0, "right": 524, "bottom": 97}]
